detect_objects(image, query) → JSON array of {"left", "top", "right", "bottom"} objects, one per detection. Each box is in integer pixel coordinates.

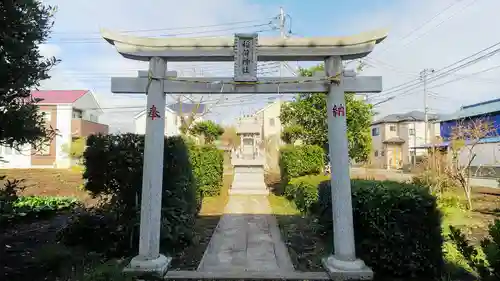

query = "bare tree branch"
[{"left": 445, "top": 116, "right": 498, "bottom": 210}]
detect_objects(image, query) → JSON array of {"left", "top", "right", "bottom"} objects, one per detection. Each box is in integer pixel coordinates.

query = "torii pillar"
[{"left": 322, "top": 58, "right": 373, "bottom": 279}]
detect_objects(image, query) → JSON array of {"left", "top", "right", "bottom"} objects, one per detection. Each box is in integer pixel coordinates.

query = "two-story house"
[
  {"left": 0, "top": 90, "right": 109, "bottom": 169},
  {"left": 370, "top": 111, "right": 440, "bottom": 169},
  {"left": 134, "top": 102, "right": 206, "bottom": 137}
]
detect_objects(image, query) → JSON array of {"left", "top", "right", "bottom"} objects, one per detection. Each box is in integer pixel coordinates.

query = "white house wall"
[
  {"left": 262, "top": 101, "right": 282, "bottom": 141},
  {"left": 135, "top": 113, "right": 147, "bottom": 134},
  {"left": 135, "top": 110, "right": 181, "bottom": 136},
  {"left": 56, "top": 104, "right": 73, "bottom": 168},
  {"left": 0, "top": 144, "right": 31, "bottom": 168},
  {"left": 458, "top": 142, "right": 500, "bottom": 167},
  {"left": 72, "top": 91, "right": 102, "bottom": 122},
  {"left": 164, "top": 110, "right": 179, "bottom": 136}
]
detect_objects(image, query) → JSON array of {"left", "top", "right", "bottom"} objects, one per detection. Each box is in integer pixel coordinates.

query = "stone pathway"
[{"left": 197, "top": 195, "right": 294, "bottom": 273}]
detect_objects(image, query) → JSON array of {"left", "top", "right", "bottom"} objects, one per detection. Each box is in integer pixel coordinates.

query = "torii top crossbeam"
[{"left": 101, "top": 29, "right": 387, "bottom": 62}]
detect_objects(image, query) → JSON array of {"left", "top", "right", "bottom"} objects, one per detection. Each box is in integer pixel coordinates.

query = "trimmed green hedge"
[
  {"left": 284, "top": 174, "right": 328, "bottom": 213},
  {"left": 279, "top": 145, "right": 324, "bottom": 185},
  {"left": 189, "top": 144, "right": 224, "bottom": 196},
  {"left": 285, "top": 176, "right": 443, "bottom": 278},
  {"left": 60, "top": 134, "right": 199, "bottom": 256},
  {"left": 318, "top": 180, "right": 443, "bottom": 278}
]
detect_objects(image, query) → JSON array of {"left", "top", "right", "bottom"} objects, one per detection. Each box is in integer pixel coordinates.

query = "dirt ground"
[
  {"left": 0, "top": 169, "right": 96, "bottom": 206},
  {"left": 460, "top": 188, "right": 500, "bottom": 243}
]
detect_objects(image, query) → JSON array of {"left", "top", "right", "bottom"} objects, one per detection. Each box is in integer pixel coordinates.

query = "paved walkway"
[{"left": 197, "top": 196, "right": 294, "bottom": 273}]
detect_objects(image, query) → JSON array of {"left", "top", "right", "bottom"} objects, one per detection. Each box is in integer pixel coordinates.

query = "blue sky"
[{"left": 40, "top": 0, "right": 500, "bottom": 132}]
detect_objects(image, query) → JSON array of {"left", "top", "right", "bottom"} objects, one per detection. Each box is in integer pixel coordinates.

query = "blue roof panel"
[{"left": 439, "top": 98, "right": 500, "bottom": 122}]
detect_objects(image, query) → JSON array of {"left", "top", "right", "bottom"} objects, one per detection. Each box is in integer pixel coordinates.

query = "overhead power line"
[
  {"left": 50, "top": 24, "right": 278, "bottom": 44},
  {"left": 376, "top": 0, "right": 467, "bottom": 56},
  {"left": 390, "top": 0, "right": 480, "bottom": 52},
  {"left": 353, "top": 0, "right": 478, "bottom": 73},
  {"left": 370, "top": 39, "right": 500, "bottom": 101},
  {"left": 54, "top": 94, "right": 284, "bottom": 113},
  {"left": 427, "top": 63, "right": 500, "bottom": 90},
  {"left": 51, "top": 16, "right": 279, "bottom": 35}
]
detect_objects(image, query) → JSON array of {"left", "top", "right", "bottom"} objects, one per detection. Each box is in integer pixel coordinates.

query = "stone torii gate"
[{"left": 101, "top": 29, "right": 387, "bottom": 279}]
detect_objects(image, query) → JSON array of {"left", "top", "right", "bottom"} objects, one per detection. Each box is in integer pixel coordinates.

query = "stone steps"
[
  {"left": 233, "top": 175, "right": 265, "bottom": 183},
  {"left": 231, "top": 181, "right": 266, "bottom": 187},
  {"left": 228, "top": 188, "right": 269, "bottom": 195},
  {"left": 230, "top": 160, "right": 268, "bottom": 195}
]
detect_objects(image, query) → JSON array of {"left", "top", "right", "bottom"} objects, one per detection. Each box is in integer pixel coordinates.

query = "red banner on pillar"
[
  {"left": 332, "top": 104, "right": 345, "bottom": 117},
  {"left": 148, "top": 105, "right": 161, "bottom": 120}
]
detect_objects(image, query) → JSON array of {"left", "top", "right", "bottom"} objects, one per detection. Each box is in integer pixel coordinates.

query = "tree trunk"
[{"left": 464, "top": 181, "right": 473, "bottom": 210}]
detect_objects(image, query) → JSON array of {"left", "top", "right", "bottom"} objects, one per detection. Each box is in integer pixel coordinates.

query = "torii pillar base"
[
  {"left": 123, "top": 254, "right": 171, "bottom": 278},
  {"left": 322, "top": 256, "right": 373, "bottom": 281}
]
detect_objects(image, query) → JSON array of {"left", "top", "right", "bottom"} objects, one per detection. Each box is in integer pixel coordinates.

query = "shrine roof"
[
  {"left": 31, "top": 90, "right": 89, "bottom": 104},
  {"left": 101, "top": 29, "right": 388, "bottom": 62}
]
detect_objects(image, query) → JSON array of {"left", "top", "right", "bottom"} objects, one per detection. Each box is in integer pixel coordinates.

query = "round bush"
[{"left": 317, "top": 179, "right": 443, "bottom": 278}]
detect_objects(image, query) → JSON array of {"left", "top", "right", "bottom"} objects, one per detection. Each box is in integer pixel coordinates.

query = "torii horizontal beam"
[
  {"left": 111, "top": 75, "right": 382, "bottom": 94},
  {"left": 101, "top": 29, "right": 388, "bottom": 62}
]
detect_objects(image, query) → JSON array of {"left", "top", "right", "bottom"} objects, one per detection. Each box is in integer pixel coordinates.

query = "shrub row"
[
  {"left": 285, "top": 176, "right": 443, "bottom": 278},
  {"left": 59, "top": 134, "right": 199, "bottom": 256},
  {"left": 284, "top": 174, "right": 328, "bottom": 213},
  {"left": 279, "top": 145, "right": 324, "bottom": 185},
  {"left": 188, "top": 143, "right": 224, "bottom": 196}
]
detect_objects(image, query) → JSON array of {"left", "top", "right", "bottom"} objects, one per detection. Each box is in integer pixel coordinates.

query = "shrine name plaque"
[{"left": 234, "top": 33, "right": 258, "bottom": 82}]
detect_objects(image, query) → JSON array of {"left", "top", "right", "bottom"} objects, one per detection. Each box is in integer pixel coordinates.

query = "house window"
[
  {"left": 269, "top": 118, "right": 275, "bottom": 126},
  {"left": 371, "top": 127, "right": 380, "bottom": 136},
  {"left": 389, "top": 125, "right": 396, "bottom": 132},
  {"left": 72, "top": 109, "right": 83, "bottom": 119},
  {"left": 409, "top": 128, "right": 415, "bottom": 135},
  {"left": 381, "top": 150, "right": 385, "bottom": 156},
  {"left": 374, "top": 150, "right": 378, "bottom": 157}
]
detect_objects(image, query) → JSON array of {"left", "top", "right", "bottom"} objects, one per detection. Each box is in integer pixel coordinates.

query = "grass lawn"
[{"left": 440, "top": 187, "right": 500, "bottom": 241}]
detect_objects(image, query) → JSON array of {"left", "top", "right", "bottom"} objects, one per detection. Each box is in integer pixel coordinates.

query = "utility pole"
[{"left": 420, "top": 68, "right": 434, "bottom": 145}]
